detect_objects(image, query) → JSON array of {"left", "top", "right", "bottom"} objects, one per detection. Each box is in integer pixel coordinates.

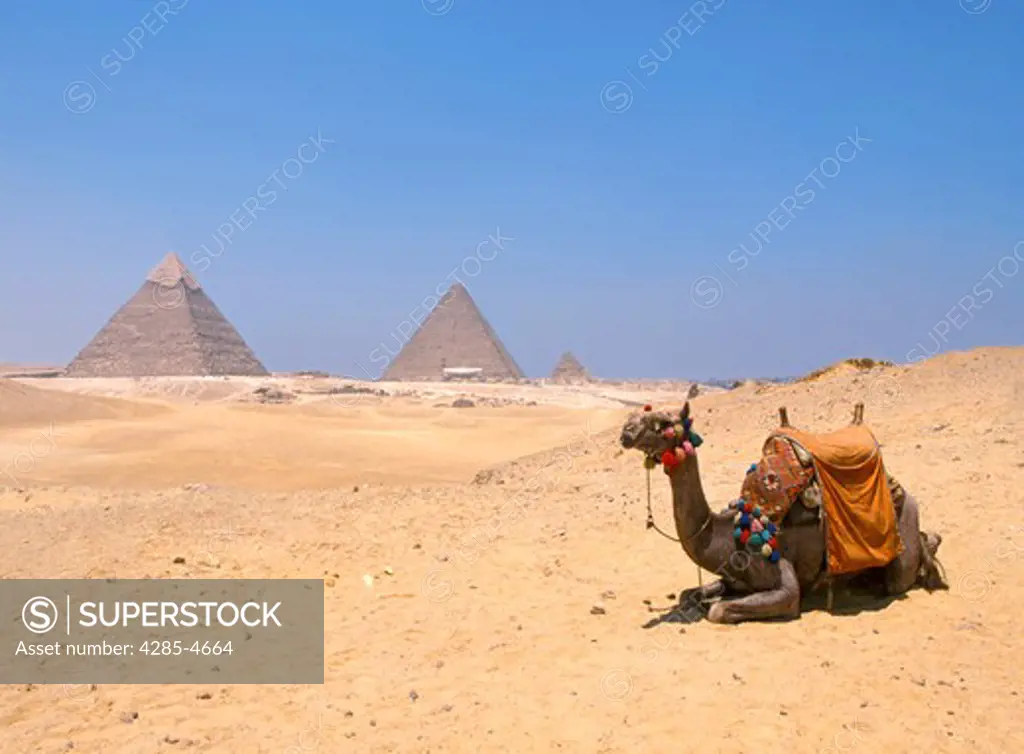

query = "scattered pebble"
[
  {"left": 409, "top": 690, "right": 419, "bottom": 702},
  {"left": 119, "top": 711, "right": 138, "bottom": 724},
  {"left": 173, "top": 556, "right": 186, "bottom": 564},
  {"left": 590, "top": 603, "right": 607, "bottom": 615},
  {"left": 600, "top": 590, "right": 616, "bottom": 600},
  {"left": 196, "top": 691, "right": 212, "bottom": 700}
]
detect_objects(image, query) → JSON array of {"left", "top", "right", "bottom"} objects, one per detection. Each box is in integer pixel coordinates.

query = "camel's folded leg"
[
  {"left": 680, "top": 578, "right": 729, "bottom": 606},
  {"left": 706, "top": 560, "right": 801, "bottom": 624},
  {"left": 885, "top": 492, "right": 924, "bottom": 595}
]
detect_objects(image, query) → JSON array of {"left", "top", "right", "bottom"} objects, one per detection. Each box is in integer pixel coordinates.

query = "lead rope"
[{"left": 645, "top": 466, "right": 703, "bottom": 589}]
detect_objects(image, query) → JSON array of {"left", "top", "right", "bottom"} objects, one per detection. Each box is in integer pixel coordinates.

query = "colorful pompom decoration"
[
  {"left": 643, "top": 404, "right": 652, "bottom": 412},
  {"left": 729, "top": 491, "right": 783, "bottom": 564},
  {"left": 661, "top": 449, "right": 680, "bottom": 469},
  {"left": 682, "top": 440, "right": 695, "bottom": 456},
  {"left": 747, "top": 463, "right": 758, "bottom": 474}
]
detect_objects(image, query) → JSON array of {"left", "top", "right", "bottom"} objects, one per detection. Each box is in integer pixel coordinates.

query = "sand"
[{"left": 0, "top": 347, "right": 1022, "bottom": 752}]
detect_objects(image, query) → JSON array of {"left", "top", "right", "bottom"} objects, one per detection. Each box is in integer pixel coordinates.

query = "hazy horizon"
[{"left": 3, "top": 2, "right": 1022, "bottom": 380}]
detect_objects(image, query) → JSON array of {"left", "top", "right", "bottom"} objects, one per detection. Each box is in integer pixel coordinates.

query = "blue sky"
[{"left": 2, "top": 0, "right": 1021, "bottom": 380}]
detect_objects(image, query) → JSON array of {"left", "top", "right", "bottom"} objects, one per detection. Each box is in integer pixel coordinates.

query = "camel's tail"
[{"left": 917, "top": 531, "right": 949, "bottom": 591}]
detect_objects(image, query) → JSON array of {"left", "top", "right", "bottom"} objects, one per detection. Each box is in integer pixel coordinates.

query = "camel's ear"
[{"left": 680, "top": 402, "right": 691, "bottom": 422}]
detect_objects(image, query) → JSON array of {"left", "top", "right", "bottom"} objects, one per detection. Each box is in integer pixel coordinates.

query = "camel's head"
[{"left": 620, "top": 401, "right": 701, "bottom": 467}]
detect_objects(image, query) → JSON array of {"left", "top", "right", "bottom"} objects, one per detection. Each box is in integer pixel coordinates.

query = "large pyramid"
[
  {"left": 382, "top": 283, "right": 524, "bottom": 381},
  {"left": 550, "top": 351, "right": 589, "bottom": 382},
  {"left": 65, "top": 253, "right": 269, "bottom": 377}
]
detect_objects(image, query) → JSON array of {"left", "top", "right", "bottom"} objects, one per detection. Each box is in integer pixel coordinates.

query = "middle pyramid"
[{"left": 382, "top": 283, "right": 524, "bottom": 381}]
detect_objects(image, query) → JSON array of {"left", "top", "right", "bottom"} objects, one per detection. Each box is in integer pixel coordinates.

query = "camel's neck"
[{"left": 666, "top": 452, "right": 731, "bottom": 573}]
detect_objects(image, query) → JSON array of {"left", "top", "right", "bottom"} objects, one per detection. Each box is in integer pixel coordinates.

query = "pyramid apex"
[{"left": 147, "top": 252, "right": 200, "bottom": 290}]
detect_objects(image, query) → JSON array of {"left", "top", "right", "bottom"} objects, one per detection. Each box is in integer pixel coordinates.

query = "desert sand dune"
[
  {"left": 0, "top": 378, "right": 168, "bottom": 429},
  {"left": 0, "top": 347, "right": 1022, "bottom": 752}
]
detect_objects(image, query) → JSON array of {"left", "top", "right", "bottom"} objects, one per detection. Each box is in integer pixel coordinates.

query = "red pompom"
[
  {"left": 738, "top": 502, "right": 748, "bottom": 514},
  {"left": 739, "top": 530, "right": 750, "bottom": 544},
  {"left": 768, "top": 537, "right": 777, "bottom": 548},
  {"left": 643, "top": 404, "right": 652, "bottom": 412},
  {"left": 661, "top": 449, "right": 679, "bottom": 468}
]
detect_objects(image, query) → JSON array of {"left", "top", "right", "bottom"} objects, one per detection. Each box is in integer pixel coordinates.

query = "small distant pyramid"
[
  {"left": 66, "top": 253, "right": 269, "bottom": 378},
  {"left": 550, "top": 351, "right": 590, "bottom": 382},
  {"left": 382, "top": 283, "right": 524, "bottom": 381}
]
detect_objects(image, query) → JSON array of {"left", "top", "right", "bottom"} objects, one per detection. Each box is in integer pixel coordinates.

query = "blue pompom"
[
  {"left": 769, "top": 550, "right": 781, "bottom": 563},
  {"left": 753, "top": 506, "right": 761, "bottom": 517},
  {"left": 739, "top": 513, "right": 750, "bottom": 528},
  {"left": 766, "top": 523, "right": 777, "bottom": 535},
  {"left": 733, "top": 527, "right": 742, "bottom": 540},
  {"left": 747, "top": 463, "right": 758, "bottom": 474},
  {"left": 748, "top": 533, "right": 763, "bottom": 548}
]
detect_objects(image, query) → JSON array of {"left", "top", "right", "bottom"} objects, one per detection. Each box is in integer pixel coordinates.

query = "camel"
[{"left": 619, "top": 401, "right": 947, "bottom": 624}]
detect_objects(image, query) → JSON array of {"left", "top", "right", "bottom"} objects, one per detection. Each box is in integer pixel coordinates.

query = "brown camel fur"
[{"left": 619, "top": 402, "right": 947, "bottom": 624}]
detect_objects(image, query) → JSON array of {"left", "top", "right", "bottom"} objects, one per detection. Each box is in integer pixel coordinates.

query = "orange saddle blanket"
[{"left": 741, "top": 425, "right": 903, "bottom": 575}]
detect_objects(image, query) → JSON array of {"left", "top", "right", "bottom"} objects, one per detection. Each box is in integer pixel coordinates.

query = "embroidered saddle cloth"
[
  {"left": 741, "top": 425, "right": 904, "bottom": 575},
  {"left": 739, "top": 436, "right": 815, "bottom": 523}
]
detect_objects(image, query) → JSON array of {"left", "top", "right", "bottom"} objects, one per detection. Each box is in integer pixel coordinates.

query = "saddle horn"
[{"left": 778, "top": 406, "right": 790, "bottom": 427}]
